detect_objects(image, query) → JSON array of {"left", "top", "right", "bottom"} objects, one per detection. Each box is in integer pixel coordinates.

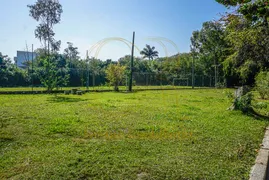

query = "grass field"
[
  {"left": 0, "top": 89, "right": 268, "bottom": 179},
  {"left": 0, "top": 85, "right": 192, "bottom": 92}
]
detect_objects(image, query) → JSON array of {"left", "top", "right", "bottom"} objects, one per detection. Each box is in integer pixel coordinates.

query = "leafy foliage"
[
  {"left": 0, "top": 53, "right": 29, "bottom": 87},
  {"left": 105, "top": 63, "right": 126, "bottom": 91},
  {"left": 28, "top": 0, "right": 63, "bottom": 53},
  {"left": 63, "top": 42, "right": 80, "bottom": 68},
  {"left": 190, "top": 21, "right": 228, "bottom": 86},
  {"left": 222, "top": 15, "right": 269, "bottom": 83},
  {"left": 255, "top": 71, "right": 269, "bottom": 99},
  {"left": 140, "top": 44, "right": 159, "bottom": 60},
  {"left": 216, "top": 0, "right": 269, "bottom": 25},
  {"left": 233, "top": 92, "right": 253, "bottom": 113},
  {"left": 215, "top": 0, "right": 269, "bottom": 85},
  {"left": 36, "top": 54, "right": 69, "bottom": 92}
]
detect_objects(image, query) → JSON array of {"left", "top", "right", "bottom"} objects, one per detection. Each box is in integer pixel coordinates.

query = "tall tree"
[
  {"left": 216, "top": 0, "right": 269, "bottom": 25},
  {"left": 216, "top": 0, "right": 269, "bottom": 84},
  {"left": 28, "top": 0, "right": 63, "bottom": 54},
  {"left": 89, "top": 58, "right": 102, "bottom": 87},
  {"left": 140, "top": 44, "right": 159, "bottom": 60},
  {"left": 63, "top": 42, "right": 80, "bottom": 68},
  {"left": 190, "top": 21, "right": 227, "bottom": 86},
  {"left": 221, "top": 15, "right": 269, "bottom": 84}
]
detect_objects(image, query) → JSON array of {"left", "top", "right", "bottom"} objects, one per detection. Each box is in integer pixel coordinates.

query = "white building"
[{"left": 14, "top": 51, "right": 37, "bottom": 68}]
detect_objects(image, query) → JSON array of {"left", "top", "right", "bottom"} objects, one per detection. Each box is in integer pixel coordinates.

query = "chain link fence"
[{"left": 0, "top": 68, "right": 225, "bottom": 92}]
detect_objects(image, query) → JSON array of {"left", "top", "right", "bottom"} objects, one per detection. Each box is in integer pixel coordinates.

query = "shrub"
[
  {"left": 64, "top": 90, "right": 70, "bottom": 95},
  {"left": 105, "top": 63, "right": 126, "bottom": 91},
  {"left": 216, "top": 82, "right": 226, "bottom": 89},
  {"left": 234, "top": 92, "right": 253, "bottom": 113},
  {"left": 253, "top": 102, "right": 268, "bottom": 110},
  {"left": 255, "top": 71, "right": 269, "bottom": 99}
]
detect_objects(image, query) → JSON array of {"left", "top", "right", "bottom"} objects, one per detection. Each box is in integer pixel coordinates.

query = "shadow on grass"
[
  {"left": 47, "top": 96, "right": 88, "bottom": 103},
  {"left": 247, "top": 109, "right": 269, "bottom": 121},
  {"left": 0, "top": 137, "right": 14, "bottom": 148}
]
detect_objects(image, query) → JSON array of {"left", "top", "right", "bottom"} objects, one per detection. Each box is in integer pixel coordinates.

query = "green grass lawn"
[{"left": 0, "top": 89, "right": 268, "bottom": 179}]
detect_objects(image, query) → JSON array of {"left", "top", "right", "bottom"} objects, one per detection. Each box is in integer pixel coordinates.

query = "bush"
[
  {"left": 105, "top": 63, "right": 126, "bottom": 91},
  {"left": 234, "top": 92, "right": 253, "bottom": 113},
  {"left": 216, "top": 82, "right": 226, "bottom": 89},
  {"left": 253, "top": 102, "right": 268, "bottom": 110},
  {"left": 255, "top": 71, "right": 269, "bottom": 99},
  {"left": 64, "top": 90, "right": 70, "bottom": 95},
  {"left": 76, "top": 91, "right": 82, "bottom": 95}
]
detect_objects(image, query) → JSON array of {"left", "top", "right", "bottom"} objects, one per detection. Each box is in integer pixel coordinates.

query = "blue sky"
[{"left": 0, "top": 0, "right": 227, "bottom": 61}]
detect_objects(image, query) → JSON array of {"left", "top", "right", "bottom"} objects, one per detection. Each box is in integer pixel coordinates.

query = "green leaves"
[
  {"left": 140, "top": 45, "right": 159, "bottom": 61},
  {"left": 223, "top": 14, "right": 269, "bottom": 84},
  {"left": 190, "top": 21, "right": 227, "bottom": 78},
  {"left": 255, "top": 71, "right": 269, "bottom": 99},
  {"left": 105, "top": 63, "right": 126, "bottom": 91},
  {"left": 27, "top": 0, "right": 63, "bottom": 24},
  {"left": 36, "top": 54, "right": 69, "bottom": 92},
  {"left": 28, "top": 0, "right": 63, "bottom": 53},
  {"left": 216, "top": 0, "right": 252, "bottom": 7},
  {"left": 233, "top": 92, "right": 254, "bottom": 113},
  {"left": 216, "top": 0, "right": 269, "bottom": 25}
]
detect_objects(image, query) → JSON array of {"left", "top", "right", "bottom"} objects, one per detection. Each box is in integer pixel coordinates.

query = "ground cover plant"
[{"left": 0, "top": 89, "right": 268, "bottom": 179}]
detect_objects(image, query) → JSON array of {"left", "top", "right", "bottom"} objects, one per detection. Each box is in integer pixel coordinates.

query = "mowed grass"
[{"left": 0, "top": 89, "right": 268, "bottom": 179}]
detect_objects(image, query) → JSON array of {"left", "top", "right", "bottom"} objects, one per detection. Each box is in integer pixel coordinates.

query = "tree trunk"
[{"left": 114, "top": 83, "right": 119, "bottom": 91}]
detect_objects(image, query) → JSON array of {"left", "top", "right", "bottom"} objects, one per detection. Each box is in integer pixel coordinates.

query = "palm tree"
[{"left": 140, "top": 44, "right": 159, "bottom": 60}]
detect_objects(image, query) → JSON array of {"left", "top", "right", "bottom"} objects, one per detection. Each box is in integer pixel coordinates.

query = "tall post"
[
  {"left": 192, "top": 54, "right": 195, "bottom": 89},
  {"left": 129, "top": 32, "right": 135, "bottom": 92},
  {"left": 86, "top": 50, "right": 89, "bottom": 90},
  {"left": 214, "top": 58, "right": 217, "bottom": 88},
  {"left": 32, "top": 44, "right": 34, "bottom": 93}
]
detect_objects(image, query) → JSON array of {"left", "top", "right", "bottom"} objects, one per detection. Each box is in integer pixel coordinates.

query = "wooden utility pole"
[
  {"left": 129, "top": 32, "right": 135, "bottom": 92},
  {"left": 86, "top": 50, "right": 89, "bottom": 90},
  {"left": 32, "top": 44, "right": 34, "bottom": 93},
  {"left": 192, "top": 54, "right": 195, "bottom": 89}
]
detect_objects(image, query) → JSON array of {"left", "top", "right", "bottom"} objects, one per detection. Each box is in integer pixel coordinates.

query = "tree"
[
  {"left": 140, "top": 44, "right": 159, "bottom": 60},
  {"left": 190, "top": 31, "right": 200, "bottom": 88},
  {"left": 28, "top": 0, "right": 67, "bottom": 91},
  {"left": 36, "top": 54, "right": 69, "bottom": 92},
  {"left": 0, "top": 53, "right": 28, "bottom": 87},
  {"left": 89, "top": 58, "right": 102, "bottom": 87},
  {"left": 28, "top": 0, "right": 63, "bottom": 54},
  {"left": 216, "top": 0, "right": 269, "bottom": 85},
  {"left": 63, "top": 42, "right": 80, "bottom": 68},
  {"left": 255, "top": 71, "right": 269, "bottom": 99},
  {"left": 0, "top": 53, "right": 12, "bottom": 84},
  {"left": 190, "top": 21, "right": 228, "bottom": 87},
  {"left": 105, "top": 63, "right": 126, "bottom": 91},
  {"left": 216, "top": 0, "right": 269, "bottom": 25}
]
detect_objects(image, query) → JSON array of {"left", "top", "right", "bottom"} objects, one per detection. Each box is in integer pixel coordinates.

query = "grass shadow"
[
  {"left": 247, "top": 109, "right": 269, "bottom": 121},
  {"left": 47, "top": 96, "right": 88, "bottom": 103},
  {"left": 0, "top": 137, "right": 14, "bottom": 148}
]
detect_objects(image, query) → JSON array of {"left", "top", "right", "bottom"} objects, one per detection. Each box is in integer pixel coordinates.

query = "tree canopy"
[
  {"left": 28, "top": 0, "right": 63, "bottom": 54},
  {"left": 140, "top": 44, "right": 159, "bottom": 60}
]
